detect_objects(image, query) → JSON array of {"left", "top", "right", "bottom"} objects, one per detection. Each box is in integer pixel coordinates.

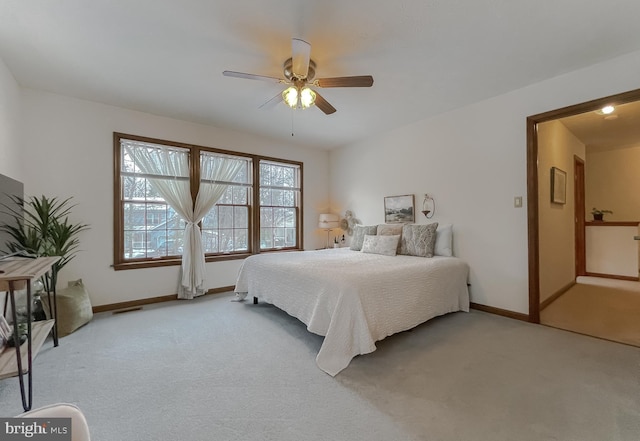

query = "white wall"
[
  {"left": 537, "top": 120, "right": 585, "bottom": 303},
  {"left": 0, "top": 56, "right": 23, "bottom": 180},
  {"left": 586, "top": 144, "right": 640, "bottom": 221},
  {"left": 586, "top": 225, "right": 639, "bottom": 277},
  {"left": 10, "top": 49, "right": 640, "bottom": 314},
  {"left": 21, "top": 89, "right": 330, "bottom": 307},
  {"left": 330, "top": 50, "right": 640, "bottom": 314}
]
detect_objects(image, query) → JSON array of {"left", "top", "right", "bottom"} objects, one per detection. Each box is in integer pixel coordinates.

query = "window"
[
  {"left": 120, "top": 143, "right": 188, "bottom": 261},
  {"left": 259, "top": 160, "right": 300, "bottom": 250},
  {"left": 199, "top": 151, "right": 251, "bottom": 254},
  {"left": 114, "top": 133, "right": 303, "bottom": 269}
]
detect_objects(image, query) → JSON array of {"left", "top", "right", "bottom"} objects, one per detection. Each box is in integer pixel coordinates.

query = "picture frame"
[
  {"left": 384, "top": 194, "right": 415, "bottom": 223},
  {"left": 551, "top": 167, "right": 567, "bottom": 204}
]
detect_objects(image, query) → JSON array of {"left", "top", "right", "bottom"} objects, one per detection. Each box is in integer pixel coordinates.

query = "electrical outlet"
[{"left": 514, "top": 196, "right": 523, "bottom": 208}]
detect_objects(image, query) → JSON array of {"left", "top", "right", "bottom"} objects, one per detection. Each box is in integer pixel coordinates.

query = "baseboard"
[
  {"left": 584, "top": 272, "right": 639, "bottom": 282},
  {"left": 470, "top": 302, "right": 530, "bottom": 322},
  {"left": 92, "top": 285, "right": 235, "bottom": 313},
  {"left": 96, "top": 290, "right": 531, "bottom": 321},
  {"left": 540, "top": 280, "right": 576, "bottom": 311}
]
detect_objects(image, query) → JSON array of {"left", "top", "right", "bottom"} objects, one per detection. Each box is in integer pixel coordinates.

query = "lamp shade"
[{"left": 318, "top": 213, "right": 340, "bottom": 229}]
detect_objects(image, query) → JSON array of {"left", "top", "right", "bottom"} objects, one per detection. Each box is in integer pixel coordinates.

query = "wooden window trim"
[{"left": 113, "top": 132, "right": 304, "bottom": 270}]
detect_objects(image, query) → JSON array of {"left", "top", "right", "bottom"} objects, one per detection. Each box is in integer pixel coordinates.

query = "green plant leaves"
[{"left": 0, "top": 195, "right": 89, "bottom": 288}]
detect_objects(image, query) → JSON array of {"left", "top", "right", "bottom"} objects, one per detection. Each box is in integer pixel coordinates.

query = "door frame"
[
  {"left": 574, "top": 156, "right": 586, "bottom": 277},
  {"left": 526, "top": 88, "right": 640, "bottom": 323}
]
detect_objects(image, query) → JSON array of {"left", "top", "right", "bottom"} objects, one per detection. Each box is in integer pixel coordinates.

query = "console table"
[{"left": 0, "top": 256, "right": 60, "bottom": 411}]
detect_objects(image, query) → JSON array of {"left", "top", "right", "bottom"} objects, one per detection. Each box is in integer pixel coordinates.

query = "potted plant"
[
  {"left": 0, "top": 195, "right": 89, "bottom": 292},
  {"left": 591, "top": 208, "right": 613, "bottom": 221}
]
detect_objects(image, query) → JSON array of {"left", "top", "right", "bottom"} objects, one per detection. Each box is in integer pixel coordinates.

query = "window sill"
[
  {"left": 113, "top": 258, "right": 182, "bottom": 271},
  {"left": 113, "top": 252, "right": 254, "bottom": 270}
]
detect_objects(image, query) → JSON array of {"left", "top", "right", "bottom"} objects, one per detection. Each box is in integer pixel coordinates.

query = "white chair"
[{"left": 18, "top": 403, "right": 91, "bottom": 441}]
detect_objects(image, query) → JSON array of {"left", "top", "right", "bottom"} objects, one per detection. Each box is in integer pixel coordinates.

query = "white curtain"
[
  {"left": 125, "top": 144, "right": 243, "bottom": 299},
  {"left": 183, "top": 153, "right": 244, "bottom": 298}
]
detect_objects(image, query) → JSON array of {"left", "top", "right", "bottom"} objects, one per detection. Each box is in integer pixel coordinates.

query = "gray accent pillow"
[
  {"left": 361, "top": 234, "right": 400, "bottom": 256},
  {"left": 350, "top": 225, "right": 378, "bottom": 251},
  {"left": 400, "top": 223, "right": 439, "bottom": 257}
]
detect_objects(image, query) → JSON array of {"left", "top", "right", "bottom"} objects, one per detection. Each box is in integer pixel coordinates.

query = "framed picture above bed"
[{"left": 384, "top": 194, "right": 415, "bottom": 223}]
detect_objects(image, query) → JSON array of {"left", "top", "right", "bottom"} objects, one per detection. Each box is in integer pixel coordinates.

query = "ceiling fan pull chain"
[{"left": 291, "top": 108, "right": 295, "bottom": 137}]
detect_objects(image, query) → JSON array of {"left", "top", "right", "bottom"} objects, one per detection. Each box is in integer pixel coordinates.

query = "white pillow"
[
  {"left": 434, "top": 224, "right": 453, "bottom": 256},
  {"left": 361, "top": 234, "right": 400, "bottom": 256}
]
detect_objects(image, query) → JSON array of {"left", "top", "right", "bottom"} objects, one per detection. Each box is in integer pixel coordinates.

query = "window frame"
[
  {"left": 258, "top": 159, "right": 302, "bottom": 251},
  {"left": 113, "top": 132, "right": 304, "bottom": 270}
]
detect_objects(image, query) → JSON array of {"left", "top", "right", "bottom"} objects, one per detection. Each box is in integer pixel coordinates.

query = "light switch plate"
[{"left": 514, "top": 196, "right": 523, "bottom": 208}]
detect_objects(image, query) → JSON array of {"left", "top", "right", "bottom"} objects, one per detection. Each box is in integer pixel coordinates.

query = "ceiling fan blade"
[
  {"left": 223, "top": 70, "right": 284, "bottom": 84},
  {"left": 316, "top": 75, "right": 374, "bottom": 88},
  {"left": 291, "top": 38, "right": 311, "bottom": 79},
  {"left": 258, "top": 92, "right": 284, "bottom": 110},
  {"left": 314, "top": 92, "right": 336, "bottom": 115}
]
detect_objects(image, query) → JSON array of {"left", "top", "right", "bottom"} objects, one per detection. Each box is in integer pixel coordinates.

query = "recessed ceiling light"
[{"left": 601, "top": 105, "right": 615, "bottom": 114}]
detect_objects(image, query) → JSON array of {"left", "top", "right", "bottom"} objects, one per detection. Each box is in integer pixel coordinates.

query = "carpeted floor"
[
  {"left": 541, "top": 277, "right": 640, "bottom": 347},
  {"left": 1, "top": 292, "right": 639, "bottom": 440}
]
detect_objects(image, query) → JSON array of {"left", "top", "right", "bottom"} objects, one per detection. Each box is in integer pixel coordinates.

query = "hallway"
[{"left": 541, "top": 276, "right": 640, "bottom": 347}]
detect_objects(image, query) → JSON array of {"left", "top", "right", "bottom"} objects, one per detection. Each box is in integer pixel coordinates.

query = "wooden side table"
[{"left": 0, "top": 256, "right": 60, "bottom": 411}]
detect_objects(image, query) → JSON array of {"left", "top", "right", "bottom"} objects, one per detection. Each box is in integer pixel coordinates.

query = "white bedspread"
[{"left": 234, "top": 248, "right": 469, "bottom": 376}]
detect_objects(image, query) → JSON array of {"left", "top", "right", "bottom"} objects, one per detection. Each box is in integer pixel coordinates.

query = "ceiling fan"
[{"left": 223, "top": 38, "right": 374, "bottom": 115}]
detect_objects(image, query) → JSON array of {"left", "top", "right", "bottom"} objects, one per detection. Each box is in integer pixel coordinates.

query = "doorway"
[{"left": 527, "top": 87, "right": 640, "bottom": 346}]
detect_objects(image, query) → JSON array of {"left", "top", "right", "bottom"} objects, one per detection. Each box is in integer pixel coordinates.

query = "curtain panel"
[{"left": 124, "top": 144, "right": 243, "bottom": 299}]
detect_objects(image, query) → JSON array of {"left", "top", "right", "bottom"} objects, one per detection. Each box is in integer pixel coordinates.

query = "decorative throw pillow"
[
  {"left": 376, "top": 223, "right": 403, "bottom": 236},
  {"left": 350, "top": 225, "right": 377, "bottom": 251},
  {"left": 435, "top": 224, "right": 453, "bottom": 257},
  {"left": 377, "top": 223, "right": 404, "bottom": 253},
  {"left": 400, "top": 223, "right": 439, "bottom": 257},
  {"left": 41, "top": 279, "right": 93, "bottom": 337},
  {"left": 361, "top": 234, "right": 400, "bottom": 256}
]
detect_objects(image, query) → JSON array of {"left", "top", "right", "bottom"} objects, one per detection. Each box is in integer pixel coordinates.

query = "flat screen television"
[{"left": 0, "top": 173, "right": 24, "bottom": 255}]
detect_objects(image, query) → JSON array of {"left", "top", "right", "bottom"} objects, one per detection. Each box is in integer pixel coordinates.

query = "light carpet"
[
  {"left": 1, "top": 292, "right": 639, "bottom": 440},
  {"left": 541, "top": 279, "right": 640, "bottom": 347}
]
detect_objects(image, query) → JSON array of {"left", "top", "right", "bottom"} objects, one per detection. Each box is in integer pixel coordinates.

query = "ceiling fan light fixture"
[
  {"left": 282, "top": 86, "right": 298, "bottom": 108},
  {"left": 282, "top": 85, "right": 316, "bottom": 109},
  {"left": 300, "top": 87, "right": 316, "bottom": 109},
  {"left": 224, "top": 38, "right": 373, "bottom": 115}
]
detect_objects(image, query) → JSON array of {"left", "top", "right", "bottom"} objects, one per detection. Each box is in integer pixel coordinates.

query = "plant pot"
[{"left": 593, "top": 213, "right": 604, "bottom": 221}]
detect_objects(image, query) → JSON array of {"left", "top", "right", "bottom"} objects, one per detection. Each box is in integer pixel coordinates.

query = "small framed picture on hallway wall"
[{"left": 551, "top": 167, "right": 566, "bottom": 204}]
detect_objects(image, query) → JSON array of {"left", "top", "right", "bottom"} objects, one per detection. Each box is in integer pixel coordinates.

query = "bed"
[{"left": 234, "top": 244, "right": 470, "bottom": 376}]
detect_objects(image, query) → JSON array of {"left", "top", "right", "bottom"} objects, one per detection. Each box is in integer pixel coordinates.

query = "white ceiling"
[{"left": 2, "top": 0, "right": 640, "bottom": 150}]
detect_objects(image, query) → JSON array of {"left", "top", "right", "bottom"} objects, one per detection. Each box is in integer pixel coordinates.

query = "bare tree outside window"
[
  {"left": 259, "top": 161, "right": 300, "bottom": 250},
  {"left": 114, "top": 133, "right": 303, "bottom": 270}
]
